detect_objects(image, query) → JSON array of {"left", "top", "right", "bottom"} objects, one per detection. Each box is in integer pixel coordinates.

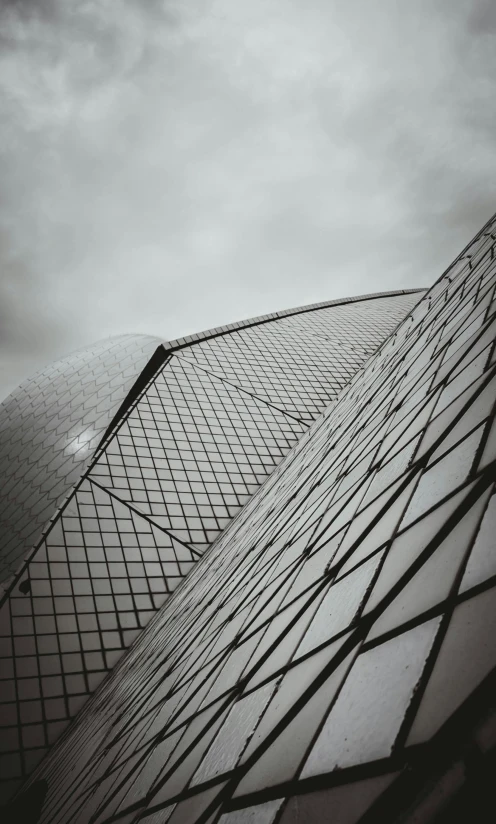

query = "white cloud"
[{"left": 0, "top": 0, "right": 495, "bottom": 400}]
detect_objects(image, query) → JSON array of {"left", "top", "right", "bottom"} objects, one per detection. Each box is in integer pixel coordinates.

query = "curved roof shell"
[{"left": 0, "top": 334, "right": 164, "bottom": 586}]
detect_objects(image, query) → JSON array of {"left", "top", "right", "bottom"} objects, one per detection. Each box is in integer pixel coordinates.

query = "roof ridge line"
[{"left": 163, "top": 288, "right": 427, "bottom": 352}]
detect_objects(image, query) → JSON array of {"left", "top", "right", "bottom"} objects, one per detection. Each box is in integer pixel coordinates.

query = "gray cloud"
[{"left": 1, "top": 0, "right": 496, "bottom": 400}]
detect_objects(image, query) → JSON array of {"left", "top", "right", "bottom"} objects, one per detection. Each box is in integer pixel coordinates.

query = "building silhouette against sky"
[{"left": 1, "top": 212, "right": 496, "bottom": 823}]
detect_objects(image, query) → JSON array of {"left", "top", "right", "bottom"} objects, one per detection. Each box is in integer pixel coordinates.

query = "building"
[
  {"left": 2, "top": 212, "right": 496, "bottom": 823},
  {"left": 0, "top": 334, "right": 165, "bottom": 588}
]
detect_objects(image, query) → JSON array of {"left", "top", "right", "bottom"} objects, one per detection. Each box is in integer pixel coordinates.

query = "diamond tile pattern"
[
  {"left": 0, "top": 335, "right": 163, "bottom": 587},
  {"left": 275, "top": 294, "right": 414, "bottom": 350},
  {"left": 178, "top": 294, "right": 416, "bottom": 422},
  {"left": 0, "top": 292, "right": 420, "bottom": 803},
  {"left": 10, "top": 212, "right": 496, "bottom": 824},
  {"left": 0, "top": 478, "right": 198, "bottom": 792},
  {"left": 89, "top": 356, "right": 306, "bottom": 551}
]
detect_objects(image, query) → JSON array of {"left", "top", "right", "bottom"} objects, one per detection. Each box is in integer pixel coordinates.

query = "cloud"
[{"left": 1, "top": 0, "right": 495, "bottom": 400}]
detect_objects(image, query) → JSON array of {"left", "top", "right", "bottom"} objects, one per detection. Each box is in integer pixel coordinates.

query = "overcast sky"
[{"left": 1, "top": 0, "right": 496, "bottom": 402}]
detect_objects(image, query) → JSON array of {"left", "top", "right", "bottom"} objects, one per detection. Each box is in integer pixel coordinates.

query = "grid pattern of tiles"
[
  {"left": 0, "top": 295, "right": 419, "bottom": 803},
  {"left": 89, "top": 356, "right": 306, "bottom": 551},
  {"left": 0, "top": 476, "right": 199, "bottom": 793},
  {"left": 0, "top": 335, "right": 163, "bottom": 588},
  {"left": 178, "top": 294, "right": 416, "bottom": 422},
  {"left": 13, "top": 212, "right": 496, "bottom": 824},
  {"left": 165, "top": 289, "right": 423, "bottom": 351},
  {"left": 274, "top": 293, "right": 416, "bottom": 345}
]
